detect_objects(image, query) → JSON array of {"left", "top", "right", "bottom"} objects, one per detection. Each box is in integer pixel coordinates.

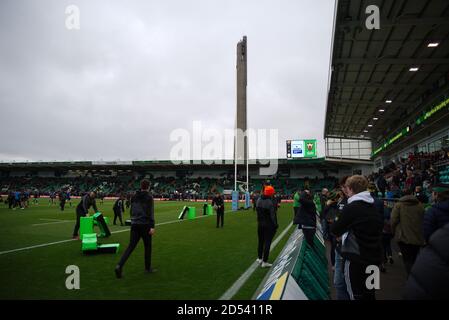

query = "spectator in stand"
[
  {"left": 381, "top": 200, "right": 394, "bottom": 272},
  {"left": 333, "top": 176, "right": 351, "bottom": 300},
  {"left": 414, "top": 186, "right": 428, "bottom": 204},
  {"left": 369, "top": 184, "right": 384, "bottom": 218},
  {"left": 390, "top": 189, "right": 425, "bottom": 276},
  {"left": 319, "top": 188, "right": 329, "bottom": 239},
  {"left": 403, "top": 223, "right": 449, "bottom": 299},
  {"left": 423, "top": 184, "right": 449, "bottom": 242},
  {"left": 376, "top": 171, "right": 387, "bottom": 198},
  {"left": 331, "top": 175, "right": 383, "bottom": 300},
  {"left": 322, "top": 191, "right": 339, "bottom": 269}
]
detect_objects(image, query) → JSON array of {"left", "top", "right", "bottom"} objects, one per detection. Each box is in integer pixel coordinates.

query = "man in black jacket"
[
  {"left": 72, "top": 191, "right": 98, "bottom": 239},
  {"left": 59, "top": 190, "right": 66, "bottom": 212},
  {"left": 212, "top": 192, "right": 225, "bottom": 228},
  {"left": 331, "top": 175, "right": 383, "bottom": 300},
  {"left": 115, "top": 180, "right": 156, "bottom": 278},
  {"left": 113, "top": 194, "right": 125, "bottom": 226},
  {"left": 256, "top": 185, "right": 278, "bottom": 268},
  {"left": 294, "top": 189, "right": 317, "bottom": 247}
]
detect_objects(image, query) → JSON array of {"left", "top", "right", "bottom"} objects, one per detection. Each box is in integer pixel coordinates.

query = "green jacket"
[
  {"left": 293, "top": 192, "right": 300, "bottom": 208},
  {"left": 391, "top": 195, "right": 425, "bottom": 246}
]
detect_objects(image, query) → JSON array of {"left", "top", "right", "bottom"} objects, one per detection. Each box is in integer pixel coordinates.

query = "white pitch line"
[
  {"left": 219, "top": 222, "right": 293, "bottom": 300},
  {"left": 0, "top": 210, "right": 226, "bottom": 256},
  {"left": 32, "top": 220, "right": 74, "bottom": 227}
]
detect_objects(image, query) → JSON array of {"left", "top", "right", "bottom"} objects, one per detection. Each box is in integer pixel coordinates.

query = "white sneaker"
[
  {"left": 256, "top": 258, "right": 262, "bottom": 264},
  {"left": 261, "top": 262, "right": 273, "bottom": 268}
]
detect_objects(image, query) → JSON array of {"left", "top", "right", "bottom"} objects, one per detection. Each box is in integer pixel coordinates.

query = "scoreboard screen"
[{"left": 286, "top": 140, "right": 317, "bottom": 159}]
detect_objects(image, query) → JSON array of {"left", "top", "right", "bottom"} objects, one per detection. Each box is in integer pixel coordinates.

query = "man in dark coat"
[
  {"left": 212, "top": 192, "right": 225, "bottom": 228},
  {"left": 113, "top": 194, "right": 125, "bottom": 226},
  {"left": 294, "top": 189, "right": 317, "bottom": 247},
  {"left": 403, "top": 223, "right": 449, "bottom": 299},
  {"left": 423, "top": 185, "right": 449, "bottom": 242},
  {"left": 72, "top": 191, "right": 98, "bottom": 239},
  {"left": 115, "top": 180, "right": 156, "bottom": 278}
]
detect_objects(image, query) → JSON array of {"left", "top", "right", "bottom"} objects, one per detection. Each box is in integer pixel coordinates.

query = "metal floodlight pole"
[{"left": 234, "top": 129, "right": 237, "bottom": 192}]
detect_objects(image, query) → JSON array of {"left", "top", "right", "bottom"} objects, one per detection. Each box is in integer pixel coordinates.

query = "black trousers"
[
  {"left": 114, "top": 210, "right": 123, "bottom": 225},
  {"left": 293, "top": 207, "right": 300, "bottom": 221},
  {"left": 60, "top": 200, "right": 66, "bottom": 211},
  {"left": 257, "top": 225, "right": 276, "bottom": 262},
  {"left": 302, "top": 227, "right": 316, "bottom": 247},
  {"left": 398, "top": 242, "right": 421, "bottom": 276},
  {"left": 72, "top": 209, "right": 86, "bottom": 237},
  {"left": 382, "top": 233, "right": 393, "bottom": 261},
  {"left": 216, "top": 209, "right": 224, "bottom": 227},
  {"left": 118, "top": 224, "right": 153, "bottom": 270},
  {"left": 344, "top": 260, "right": 376, "bottom": 300}
]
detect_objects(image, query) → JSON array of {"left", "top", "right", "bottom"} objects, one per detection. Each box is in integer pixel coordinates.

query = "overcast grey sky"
[{"left": 0, "top": 0, "right": 335, "bottom": 162}]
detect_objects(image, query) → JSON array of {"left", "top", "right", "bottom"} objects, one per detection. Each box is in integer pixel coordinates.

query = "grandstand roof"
[{"left": 325, "top": 0, "right": 449, "bottom": 154}]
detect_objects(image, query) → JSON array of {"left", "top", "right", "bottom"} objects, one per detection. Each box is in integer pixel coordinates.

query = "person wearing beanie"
[{"left": 255, "top": 185, "right": 278, "bottom": 268}]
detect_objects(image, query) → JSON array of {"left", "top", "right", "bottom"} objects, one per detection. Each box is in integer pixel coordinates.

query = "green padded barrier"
[
  {"left": 207, "top": 204, "right": 213, "bottom": 215},
  {"left": 82, "top": 233, "right": 98, "bottom": 251},
  {"left": 291, "top": 234, "right": 330, "bottom": 300},
  {"left": 188, "top": 207, "right": 196, "bottom": 220},
  {"left": 79, "top": 217, "right": 94, "bottom": 240}
]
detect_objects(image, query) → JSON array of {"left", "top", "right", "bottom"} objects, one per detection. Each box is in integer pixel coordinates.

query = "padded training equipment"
[
  {"left": 93, "top": 212, "right": 111, "bottom": 238},
  {"left": 82, "top": 233, "right": 98, "bottom": 251},
  {"left": 97, "top": 243, "right": 120, "bottom": 254},
  {"left": 187, "top": 207, "right": 196, "bottom": 220},
  {"left": 203, "top": 204, "right": 213, "bottom": 216},
  {"left": 80, "top": 217, "right": 94, "bottom": 240}
]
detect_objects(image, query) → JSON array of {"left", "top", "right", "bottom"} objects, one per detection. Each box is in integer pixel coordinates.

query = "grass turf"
[{"left": 0, "top": 199, "right": 294, "bottom": 299}]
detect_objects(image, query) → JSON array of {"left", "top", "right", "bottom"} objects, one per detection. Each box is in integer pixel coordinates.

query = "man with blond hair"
[{"left": 331, "top": 175, "right": 383, "bottom": 300}]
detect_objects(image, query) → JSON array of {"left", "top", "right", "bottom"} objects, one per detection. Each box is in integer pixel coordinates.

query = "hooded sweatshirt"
[
  {"left": 130, "top": 190, "right": 155, "bottom": 227},
  {"left": 390, "top": 195, "right": 425, "bottom": 245},
  {"left": 331, "top": 191, "right": 383, "bottom": 265}
]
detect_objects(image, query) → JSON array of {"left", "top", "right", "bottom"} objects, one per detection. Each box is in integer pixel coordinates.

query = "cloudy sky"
[{"left": 0, "top": 0, "right": 335, "bottom": 162}]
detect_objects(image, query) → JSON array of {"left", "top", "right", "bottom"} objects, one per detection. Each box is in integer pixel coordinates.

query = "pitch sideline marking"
[{"left": 218, "top": 222, "right": 293, "bottom": 300}]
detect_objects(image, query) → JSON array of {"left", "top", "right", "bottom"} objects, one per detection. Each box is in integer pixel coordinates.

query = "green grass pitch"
[{"left": 0, "top": 199, "right": 294, "bottom": 299}]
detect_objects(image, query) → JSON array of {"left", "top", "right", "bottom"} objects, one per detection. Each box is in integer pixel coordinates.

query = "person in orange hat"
[{"left": 255, "top": 185, "right": 279, "bottom": 268}]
